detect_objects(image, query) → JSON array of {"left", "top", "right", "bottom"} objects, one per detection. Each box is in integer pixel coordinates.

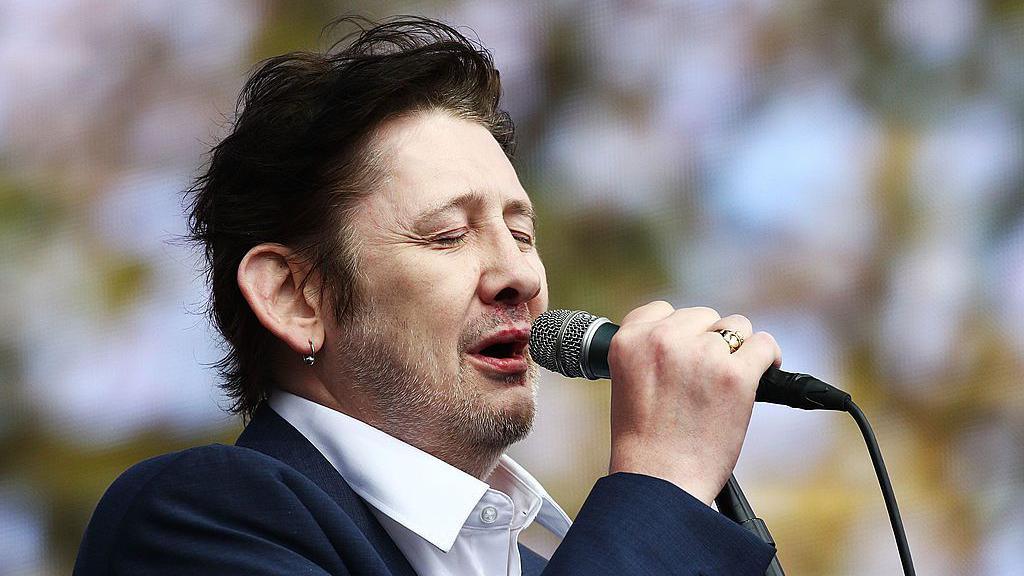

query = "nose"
[{"left": 478, "top": 231, "right": 542, "bottom": 308}]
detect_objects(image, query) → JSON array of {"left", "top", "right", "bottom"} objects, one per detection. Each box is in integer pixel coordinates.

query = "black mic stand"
[{"left": 715, "top": 475, "right": 785, "bottom": 576}]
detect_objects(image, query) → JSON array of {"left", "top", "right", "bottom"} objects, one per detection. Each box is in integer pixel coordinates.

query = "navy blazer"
[{"left": 74, "top": 404, "right": 775, "bottom": 575}]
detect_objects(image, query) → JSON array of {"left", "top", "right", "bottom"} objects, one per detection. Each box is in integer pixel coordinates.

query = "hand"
[{"left": 606, "top": 301, "right": 782, "bottom": 506}]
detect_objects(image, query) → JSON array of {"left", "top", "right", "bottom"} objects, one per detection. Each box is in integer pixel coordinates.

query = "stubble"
[{"left": 334, "top": 307, "right": 537, "bottom": 477}]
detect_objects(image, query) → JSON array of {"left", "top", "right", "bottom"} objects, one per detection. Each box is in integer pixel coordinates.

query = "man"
[{"left": 75, "top": 17, "right": 781, "bottom": 575}]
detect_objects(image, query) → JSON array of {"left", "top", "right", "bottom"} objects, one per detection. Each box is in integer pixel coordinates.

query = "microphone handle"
[
  {"left": 583, "top": 322, "right": 850, "bottom": 411},
  {"left": 756, "top": 367, "right": 850, "bottom": 411}
]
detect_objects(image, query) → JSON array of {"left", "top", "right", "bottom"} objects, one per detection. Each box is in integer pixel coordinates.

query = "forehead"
[{"left": 364, "top": 110, "right": 530, "bottom": 219}]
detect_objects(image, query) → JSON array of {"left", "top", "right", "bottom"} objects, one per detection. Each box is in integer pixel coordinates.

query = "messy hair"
[{"left": 186, "top": 16, "right": 515, "bottom": 418}]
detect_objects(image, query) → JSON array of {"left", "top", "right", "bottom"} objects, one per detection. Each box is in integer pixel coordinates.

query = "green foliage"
[
  {"left": 535, "top": 197, "right": 672, "bottom": 320},
  {"left": 0, "top": 176, "right": 63, "bottom": 244}
]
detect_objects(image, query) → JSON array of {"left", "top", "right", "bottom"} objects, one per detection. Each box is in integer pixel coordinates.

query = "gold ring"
[{"left": 715, "top": 329, "right": 744, "bottom": 353}]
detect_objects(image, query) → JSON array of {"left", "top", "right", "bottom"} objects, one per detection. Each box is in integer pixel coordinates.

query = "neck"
[
  {"left": 281, "top": 382, "right": 505, "bottom": 480},
  {"left": 390, "top": 430, "right": 505, "bottom": 480}
]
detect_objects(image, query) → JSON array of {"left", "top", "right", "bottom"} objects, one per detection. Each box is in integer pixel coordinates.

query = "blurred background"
[{"left": 1, "top": 0, "right": 1021, "bottom": 574}]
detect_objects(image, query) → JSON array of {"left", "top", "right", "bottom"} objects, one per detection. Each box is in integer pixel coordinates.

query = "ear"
[{"left": 237, "top": 243, "right": 324, "bottom": 356}]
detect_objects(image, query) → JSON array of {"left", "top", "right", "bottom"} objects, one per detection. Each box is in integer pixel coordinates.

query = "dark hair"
[{"left": 186, "top": 16, "right": 516, "bottom": 418}]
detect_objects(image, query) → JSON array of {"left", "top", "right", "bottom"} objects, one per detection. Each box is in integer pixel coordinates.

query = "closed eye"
[
  {"left": 511, "top": 230, "right": 534, "bottom": 248},
  {"left": 431, "top": 230, "right": 468, "bottom": 247}
]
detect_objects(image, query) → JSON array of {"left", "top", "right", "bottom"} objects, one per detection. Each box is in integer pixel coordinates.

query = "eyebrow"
[{"left": 412, "top": 191, "right": 536, "bottom": 230}]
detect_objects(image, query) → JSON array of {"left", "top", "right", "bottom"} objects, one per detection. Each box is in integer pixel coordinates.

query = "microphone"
[{"left": 530, "top": 309, "right": 851, "bottom": 412}]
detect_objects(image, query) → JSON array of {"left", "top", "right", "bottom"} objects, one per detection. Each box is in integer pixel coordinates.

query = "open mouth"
[
  {"left": 468, "top": 328, "right": 530, "bottom": 375},
  {"left": 477, "top": 340, "right": 528, "bottom": 359}
]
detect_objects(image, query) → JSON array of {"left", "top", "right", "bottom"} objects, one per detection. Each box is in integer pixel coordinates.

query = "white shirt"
[{"left": 269, "top": 391, "right": 572, "bottom": 576}]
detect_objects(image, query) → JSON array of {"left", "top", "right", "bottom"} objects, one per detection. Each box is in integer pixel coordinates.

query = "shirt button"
[{"left": 480, "top": 506, "right": 498, "bottom": 524}]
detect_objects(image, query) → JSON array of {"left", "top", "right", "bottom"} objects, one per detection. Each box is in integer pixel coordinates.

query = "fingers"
[
  {"left": 620, "top": 302, "right": 780, "bottom": 384},
  {"left": 708, "top": 314, "right": 753, "bottom": 341},
  {"left": 704, "top": 314, "right": 781, "bottom": 390},
  {"left": 706, "top": 314, "right": 753, "bottom": 356},
  {"left": 606, "top": 302, "right": 784, "bottom": 505},
  {"left": 620, "top": 300, "right": 675, "bottom": 325},
  {"left": 667, "top": 306, "right": 722, "bottom": 334},
  {"left": 622, "top": 301, "right": 721, "bottom": 329},
  {"left": 732, "top": 331, "right": 783, "bottom": 382}
]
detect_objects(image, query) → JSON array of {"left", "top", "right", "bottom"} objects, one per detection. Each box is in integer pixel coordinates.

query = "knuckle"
[
  {"left": 638, "top": 300, "right": 673, "bottom": 317},
  {"left": 730, "top": 314, "right": 752, "bottom": 328},
  {"left": 714, "top": 362, "right": 754, "bottom": 397},
  {"left": 749, "top": 331, "right": 778, "bottom": 348},
  {"left": 701, "top": 334, "right": 726, "bottom": 354},
  {"left": 694, "top": 350, "right": 743, "bottom": 388},
  {"left": 648, "top": 324, "right": 678, "bottom": 352},
  {"left": 613, "top": 324, "right": 636, "bottom": 342},
  {"left": 608, "top": 327, "right": 640, "bottom": 362},
  {"left": 607, "top": 341, "right": 625, "bottom": 367},
  {"left": 622, "top": 300, "right": 674, "bottom": 325},
  {"left": 608, "top": 329, "right": 632, "bottom": 357},
  {"left": 691, "top": 306, "right": 721, "bottom": 323},
  {"left": 720, "top": 366, "right": 747, "bottom": 390}
]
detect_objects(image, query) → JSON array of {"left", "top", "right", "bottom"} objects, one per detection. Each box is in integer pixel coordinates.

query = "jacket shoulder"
[
  {"left": 90, "top": 444, "right": 293, "bottom": 519},
  {"left": 74, "top": 444, "right": 345, "bottom": 575},
  {"left": 110, "top": 443, "right": 281, "bottom": 491}
]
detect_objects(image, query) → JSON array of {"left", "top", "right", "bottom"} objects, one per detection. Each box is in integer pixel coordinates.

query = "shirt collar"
[
  {"left": 268, "top": 391, "right": 569, "bottom": 551},
  {"left": 494, "top": 456, "right": 572, "bottom": 538}
]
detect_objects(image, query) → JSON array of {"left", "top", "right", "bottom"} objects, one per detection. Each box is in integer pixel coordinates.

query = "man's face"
[{"left": 329, "top": 110, "right": 548, "bottom": 460}]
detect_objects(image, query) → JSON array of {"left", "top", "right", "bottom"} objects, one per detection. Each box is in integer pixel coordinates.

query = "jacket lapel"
[
  {"left": 519, "top": 543, "right": 549, "bottom": 576},
  {"left": 236, "top": 404, "right": 418, "bottom": 576}
]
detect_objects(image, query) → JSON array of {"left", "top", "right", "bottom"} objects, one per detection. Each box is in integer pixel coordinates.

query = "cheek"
[{"left": 365, "top": 251, "right": 480, "bottom": 317}]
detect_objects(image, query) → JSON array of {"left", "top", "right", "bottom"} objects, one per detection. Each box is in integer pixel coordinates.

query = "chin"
[
  {"left": 462, "top": 388, "right": 535, "bottom": 452},
  {"left": 452, "top": 361, "right": 538, "bottom": 450},
  {"left": 495, "top": 389, "right": 538, "bottom": 439},
  {"left": 502, "top": 389, "right": 536, "bottom": 421}
]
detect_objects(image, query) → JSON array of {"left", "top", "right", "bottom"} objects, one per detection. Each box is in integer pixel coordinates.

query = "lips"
[{"left": 467, "top": 326, "right": 531, "bottom": 375}]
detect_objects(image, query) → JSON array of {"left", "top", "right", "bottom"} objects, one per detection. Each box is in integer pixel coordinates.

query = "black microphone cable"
[
  {"left": 846, "top": 399, "right": 916, "bottom": 576},
  {"left": 719, "top": 399, "right": 917, "bottom": 576}
]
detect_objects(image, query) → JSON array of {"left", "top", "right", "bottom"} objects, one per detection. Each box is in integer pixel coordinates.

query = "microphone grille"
[{"left": 530, "top": 309, "right": 601, "bottom": 378}]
